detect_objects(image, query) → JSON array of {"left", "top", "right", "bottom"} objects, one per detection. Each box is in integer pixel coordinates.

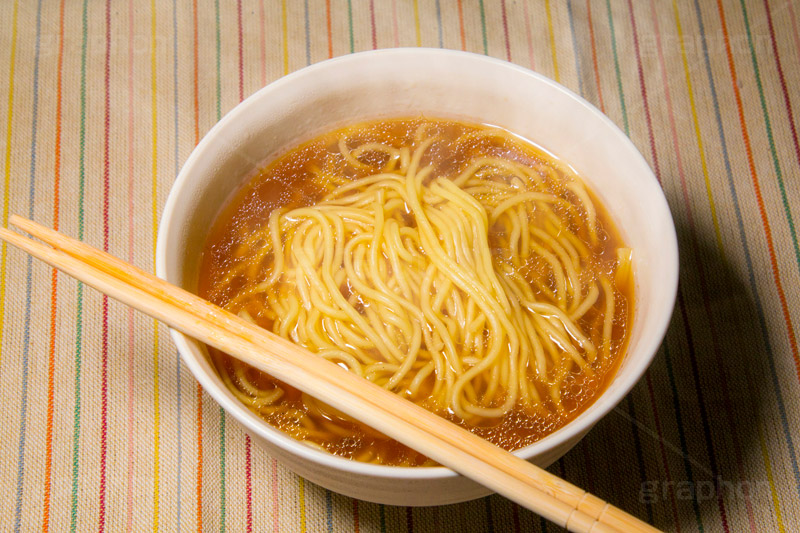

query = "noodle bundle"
[{"left": 202, "top": 119, "right": 632, "bottom": 465}]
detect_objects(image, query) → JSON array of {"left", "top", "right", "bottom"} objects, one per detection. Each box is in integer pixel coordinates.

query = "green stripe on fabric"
[
  {"left": 478, "top": 0, "right": 488, "bottom": 54},
  {"left": 737, "top": 0, "right": 800, "bottom": 272},
  {"left": 214, "top": 0, "right": 227, "bottom": 530},
  {"left": 347, "top": 0, "right": 354, "bottom": 53},
  {"left": 70, "top": 0, "right": 89, "bottom": 530},
  {"left": 605, "top": 0, "right": 629, "bottom": 134}
]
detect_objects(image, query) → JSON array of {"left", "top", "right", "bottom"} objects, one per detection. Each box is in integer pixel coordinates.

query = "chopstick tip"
[{"left": 8, "top": 214, "right": 26, "bottom": 228}]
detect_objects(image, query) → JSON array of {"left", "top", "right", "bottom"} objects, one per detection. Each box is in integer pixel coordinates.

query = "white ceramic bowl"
[{"left": 156, "top": 48, "right": 678, "bottom": 506}]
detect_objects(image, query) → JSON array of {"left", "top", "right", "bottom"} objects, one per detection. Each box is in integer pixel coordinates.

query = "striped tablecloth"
[{"left": 1, "top": 1, "right": 798, "bottom": 531}]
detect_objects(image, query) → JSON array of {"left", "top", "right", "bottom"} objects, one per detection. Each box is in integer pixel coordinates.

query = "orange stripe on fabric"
[
  {"left": 42, "top": 1, "right": 66, "bottom": 530},
  {"left": 326, "top": 0, "right": 333, "bottom": 58},
  {"left": 151, "top": 0, "right": 161, "bottom": 529},
  {"left": 413, "top": 0, "right": 421, "bottom": 46},
  {"left": 192, "top": 0, "right": 204, "bottom": 529},
  {"left": 196, "top": 386, "right": 204, "bottom": 532},
  {"left": 714, "top": 0, "right": 800, "bottom": 380},
  {"left": 457, "top": 0, "right": 466, "bottom": 50}
]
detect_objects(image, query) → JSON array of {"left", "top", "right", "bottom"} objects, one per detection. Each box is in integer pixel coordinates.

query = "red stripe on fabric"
[
  {"left": 369, "top": 0, "right": 377, "bottom": 49},
  {"left": 271, "top": 458, "right": 279, "bottom": 532},
  {"left": 763, "top": 0, "right": 800, "bottom": 175},
  {"left": 585, "top": 0, "right": 605, "bottom": 112},
  {"left": 625, "top": 0, "right": 660, "bottom": 180},
  {"left": 522, "top": 2, "right": 535, "bottom": 70},
  {"left": 245, "top": 435, "right": 253, "bottom": 533},
  {"left": 645, "top": 376, "right": 682, "bottom": 532},
  {"left": 43, "top": 2, "right": 66, "bottom": 530},
  {"left": 406, "top": 506, "right": 414, "bottom": 532},
  {"left": 352, "top": 500, "right": 360, "bottom": 533},
  {"left": 98, "top": 1, "right": 112, "bottom": 530},
  {"left": 457, "top": 0, "right": 466, "bottom": 51},
  {"left": 714, "top": 0, "right": 800, "bottom": 381},
  {"left": 500, "top": 0, "right": 512, "bottom": 61}
]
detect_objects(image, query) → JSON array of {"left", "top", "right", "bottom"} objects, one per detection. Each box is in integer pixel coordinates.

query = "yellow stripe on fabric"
[
  {"left": 298, "top": 477, "right": 307, "bottom": 532},
  {"left": 672, "top": 0, "right": 723, "bottom": 260},
  {"left": 282, "top": 0, "right": 289, "bottom": 75},
  {"left": 672, "top": 1, "right": 784, "bottom": 529},
  {"left": 151, "top": 0, "right": 161, "bottom": 529},
  {"left": 545, "top": 0, "right": 559, "bottom": 82},
  {"left": 758, "top": 423, "right": 785, "bottom": 532},
  {"left": 0, "top": 0, "right": 19, "bottom": 368},
  {"left": 413, "top": 0, "right": 421, "bottom": 47}
]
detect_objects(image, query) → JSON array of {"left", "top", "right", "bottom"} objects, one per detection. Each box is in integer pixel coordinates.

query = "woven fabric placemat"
[{"left": 1, "top": 0, "right": 798, "bottom": 531}]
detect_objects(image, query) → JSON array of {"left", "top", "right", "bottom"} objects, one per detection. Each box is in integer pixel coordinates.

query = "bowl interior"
[{"left": 157, "top": 48, "right": 678, "bottom": 479}]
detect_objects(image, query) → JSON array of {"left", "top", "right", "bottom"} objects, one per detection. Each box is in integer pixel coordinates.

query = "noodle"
[{"left": 200, "top": 118, "right": 633, "bottom": 466}]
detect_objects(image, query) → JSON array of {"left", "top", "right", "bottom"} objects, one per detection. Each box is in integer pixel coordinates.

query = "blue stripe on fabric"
[
  {"left": 13, "top": 1, "right": 42, "bottom": 529},
  {"left": 483, "top": 496, "right": 494, "bottom": 533},
  {"left": 565, "top": 0, "right": 585, "bottom": 97},
  {"left": 691, "top": 0, "right": 800, "bottom": 498},
  {"left": 325, "top": 490, "right": 333, "bottom": 532},
  {"left": 663, "top": 343, "right": 704, "bottom": 528},
  {"left": 625, "top": 395, "right": 654, "bottom": 524},
  {"left": 13, "top": 254, "right": 32, "bottom": 533},
  {"left": 434, "top": 0, "right": 443, "bottom": 48}
]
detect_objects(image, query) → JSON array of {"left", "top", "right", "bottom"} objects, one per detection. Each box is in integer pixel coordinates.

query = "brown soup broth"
[{"left": 199, "top": 118, "right": 633, "bottom": 466}]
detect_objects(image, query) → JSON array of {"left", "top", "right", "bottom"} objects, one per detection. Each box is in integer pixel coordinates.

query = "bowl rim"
[{"left": 156, "top": 47, "right": 679, "bottom": 481}]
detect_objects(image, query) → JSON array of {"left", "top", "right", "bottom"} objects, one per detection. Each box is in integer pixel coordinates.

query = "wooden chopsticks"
[{"left": 0, "top": 215, "right": 661, "bottom": 533}]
